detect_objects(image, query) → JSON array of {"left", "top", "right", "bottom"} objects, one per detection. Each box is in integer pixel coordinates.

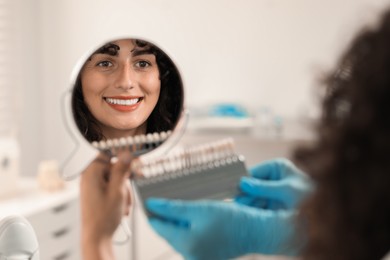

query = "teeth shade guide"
[
  {"left": 137, "top": 137, "right": 236, "bottom": 177},
  {"left": 132, "top": 138, "right": 249, "bottom": 214},
  {"left": 91, "top": 131, "right": 172, "bottom": 157}
]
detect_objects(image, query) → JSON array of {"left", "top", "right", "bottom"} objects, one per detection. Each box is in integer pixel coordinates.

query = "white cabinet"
[
  {"left": 27, "top": 198, "right": 80, "bottom": 260},
  {"left": 0, "top": 178, "right": 179, "bottom": 260},
  {"left": 0, "top": 178, "right": 81, "bottom": 260}
]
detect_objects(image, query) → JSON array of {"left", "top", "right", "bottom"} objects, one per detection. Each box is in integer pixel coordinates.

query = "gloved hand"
[
  {"left": 146, "top": 198, "right": 301, "bottom": 260},
  {"left": 236, "top": 158, "right": 313, "bottom": 210}
]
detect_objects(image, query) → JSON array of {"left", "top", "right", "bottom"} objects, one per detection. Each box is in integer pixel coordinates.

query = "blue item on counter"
[{"left": 209, "top": 103, "right": 249, "bottom": 118}]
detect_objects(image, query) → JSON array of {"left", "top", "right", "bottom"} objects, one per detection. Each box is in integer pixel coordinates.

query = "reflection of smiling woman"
[
  {"left": 83, "top": 39, "right": 160, "bottom": 139},
  {"left": 72, "top": 39, "right": 183, "bottom": 142}
]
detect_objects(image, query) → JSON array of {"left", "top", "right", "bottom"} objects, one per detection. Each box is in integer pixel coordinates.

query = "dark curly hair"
[
  {"left": 72, "top": 39, "right": 184, "bottom": 142},
  {"left": 294, "top": 9, "right": 390, "bottom": 260}
]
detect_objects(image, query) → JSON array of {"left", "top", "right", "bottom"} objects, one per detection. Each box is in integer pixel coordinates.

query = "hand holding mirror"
[{"left": 70, "top": 38, "right": 185, "bottom": 157}]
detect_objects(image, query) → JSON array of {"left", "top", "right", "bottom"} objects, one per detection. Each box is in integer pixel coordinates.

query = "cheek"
[
  {"left": 81, "top": 71, "right": 107, "bottom": 96},
  {"left": 143, "top": 74, "right": 161, "bottom": 100},
  {"left": 81, "top": 73, "right": 95, "bottom": 98},
  {"left": 153, "top": 83, "right": 161, "bottom": 105},
  {"left": 81, "top": 84, "right": 93, "bottom": 108},
  {"left": 81, "top": 76, "right": 104, "bottom": 110}
]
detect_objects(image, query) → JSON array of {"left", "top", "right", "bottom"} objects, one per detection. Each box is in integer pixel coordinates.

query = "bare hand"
[{"left": 80, "top": 151, "right": 132, "bottom": 244}]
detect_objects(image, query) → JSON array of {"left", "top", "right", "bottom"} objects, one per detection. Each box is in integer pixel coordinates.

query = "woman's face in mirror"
[
  {"left": 81, "top": 39, "right": 161, "bottom": 139},
  {"left": 72, "top": 38, "right": 184, "bottom": 144}
]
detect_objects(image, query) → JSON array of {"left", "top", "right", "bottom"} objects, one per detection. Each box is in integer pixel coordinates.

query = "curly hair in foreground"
[{"left": 294, "top": 9, "right": 390, "bottom": 260}]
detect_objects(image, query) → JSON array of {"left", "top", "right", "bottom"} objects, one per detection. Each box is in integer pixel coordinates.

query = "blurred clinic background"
[{"left": 1, "top": 0, "right": 390, "bottom": 259}]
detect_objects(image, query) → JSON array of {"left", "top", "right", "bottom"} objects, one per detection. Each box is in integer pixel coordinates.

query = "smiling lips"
[{"left": 104, "top": 96, "right": 143, "bottom": 112}]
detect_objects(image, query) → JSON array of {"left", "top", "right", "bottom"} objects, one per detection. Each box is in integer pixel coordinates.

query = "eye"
[
  {"left": 96, "top": 61, "right": 113, "bottom": 67},
  {"left": 135, "top": 60, "right": 151, "bottom": 69}
]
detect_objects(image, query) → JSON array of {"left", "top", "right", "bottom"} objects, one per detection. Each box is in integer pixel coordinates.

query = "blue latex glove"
[
  {"left": 236, "top": 158, "right": 313, "bottom": 210},
  {"left": 146, "top": 198, "right": 302, "bottom": 260}
]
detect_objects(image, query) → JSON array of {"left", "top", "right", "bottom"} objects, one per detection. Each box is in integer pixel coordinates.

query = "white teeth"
[{"left": 105, "top": 98, "right": 140, "bottom": 106}]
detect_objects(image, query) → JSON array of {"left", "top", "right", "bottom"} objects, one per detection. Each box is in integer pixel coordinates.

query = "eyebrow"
[
  {"left": 88, "top": 43, "right": 155, "bottom": 62},
  {"left": 93, "top": 43, "right": 120, "bottom": 56},
  {"left": 131, "top": 48, "right": 155, "bottom": 57}
]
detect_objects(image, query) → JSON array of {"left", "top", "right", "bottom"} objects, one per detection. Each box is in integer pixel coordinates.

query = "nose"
[{"left": 115, "top": 64, "right": 134, "bottom": 90}]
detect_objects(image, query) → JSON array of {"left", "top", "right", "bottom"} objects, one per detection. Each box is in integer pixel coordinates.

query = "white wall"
[
  {"left": 15, "top": 0, "right": 42, "bottom": 176},
  {"left": 19, "top": 0, "right": 390, "bottom": 176}
]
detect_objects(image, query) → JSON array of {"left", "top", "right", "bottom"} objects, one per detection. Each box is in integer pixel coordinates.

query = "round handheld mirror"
[{"left": 70, "top": 37, "right": 185, "bottom": 162}]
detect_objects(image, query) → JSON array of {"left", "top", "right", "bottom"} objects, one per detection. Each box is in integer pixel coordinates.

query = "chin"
[{"left": 122, "top": 124, "right": 146, "bottom": 132}]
